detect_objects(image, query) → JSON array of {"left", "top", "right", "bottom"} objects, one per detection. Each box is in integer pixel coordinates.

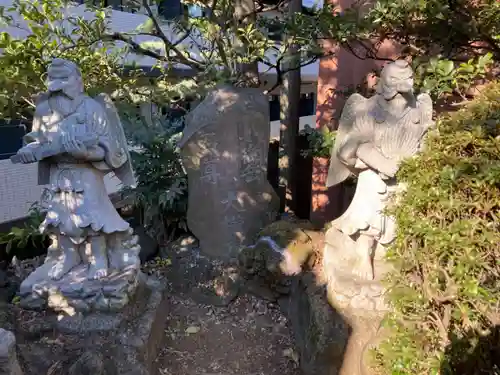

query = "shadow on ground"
[{"left": 149, "top": 216, "right": 352, "bottom": 375}]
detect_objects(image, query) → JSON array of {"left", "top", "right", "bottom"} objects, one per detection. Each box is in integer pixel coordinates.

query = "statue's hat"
[{"left": 47, "top": 58, "right": 81, "bottom": 78}]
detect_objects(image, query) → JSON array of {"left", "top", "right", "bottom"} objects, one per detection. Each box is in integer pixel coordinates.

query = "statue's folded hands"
[
  {"left": 356, "top": 143, "right": 399, "bottom": 178},
  {"left": 16, "top": 142, "right": 41, "bottom": 164},
  {"left": 61, "top": 133, "right": 105, "bottom": 161}
]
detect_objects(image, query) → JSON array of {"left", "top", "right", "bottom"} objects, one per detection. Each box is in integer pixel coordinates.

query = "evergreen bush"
[
  {"left": 375, "top": 81, "right": 500, "bottom": 374},
  {"left": 121, "top": 111, "right": 188, "bottom": 243}
]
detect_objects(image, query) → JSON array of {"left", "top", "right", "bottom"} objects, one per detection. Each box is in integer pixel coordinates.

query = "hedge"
[{"left": 375, "top": 81, "right": 500, "bottom": 374}]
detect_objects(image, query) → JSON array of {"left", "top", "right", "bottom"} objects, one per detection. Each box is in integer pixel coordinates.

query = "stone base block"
[
  {"left": 18, "top": 262, "right": 140, "bottom": 313},
  {"left": 322, "top": 240, "right": 392, "bottom": 314},
  {"left": 13, "top": 276, "right": 167, "bottom": 375},
  {"left": 321, "top": 236, "right": 394, "bottom": 375},
  {"left": 279, "top": 273, "right": 350, "bottom": 375}
]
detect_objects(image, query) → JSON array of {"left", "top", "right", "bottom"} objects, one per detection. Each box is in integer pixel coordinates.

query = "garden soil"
[{"left": 144, "top": 241, "right": 301, "bottom": 375}]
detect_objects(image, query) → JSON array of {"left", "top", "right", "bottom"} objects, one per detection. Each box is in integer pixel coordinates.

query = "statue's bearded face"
[
  {"left": 46, "top": 60, "right": 83, "bottom": 99},
  {"left": 387, "top": 70, "right": 414, "bottom": 94},
  {"left": 377, "top": 61, "right": 415, "bottom": 100},
  {"left": 47, "top": 73, "right": 81, "bottom": 97}
]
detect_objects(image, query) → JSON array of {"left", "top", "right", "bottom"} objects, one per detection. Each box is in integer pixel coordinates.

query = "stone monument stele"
[
  {"left": 11, "top": 58, "right": 141, "bottom": 313},
  {"left": 179, "top": 85, "right": 279, "bottom": 259},
  {"left": 321, "top": 60, "right": 434, "bottom": 374}
]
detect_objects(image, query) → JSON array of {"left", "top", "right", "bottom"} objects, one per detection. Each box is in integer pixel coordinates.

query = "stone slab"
[
  {"left": 322, "top": 240, "right": 392, "bottom": 314},
  {"left": 180, "top": 86, "right": 280, "bottom": 259},
  {"left": 13, "top": 276, "right": 167, "bottom": 375}
]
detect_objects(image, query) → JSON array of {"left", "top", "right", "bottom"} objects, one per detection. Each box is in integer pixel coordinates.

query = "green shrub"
[
  {"left": 121, "top": 113, "right": 188, "bottom": 243},
  {"left": 0, "top": 201, "right": 49, "bottom": 261},
  {"left": 299, "top": 125, "right": 336, "bottom": 158},
  {"left": 375, "top": 81, "right": 500, "bottom": 374}
]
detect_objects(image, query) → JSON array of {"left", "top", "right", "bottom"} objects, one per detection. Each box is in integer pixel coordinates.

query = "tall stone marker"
[{"left": 179, "top": 86, "right": 279, "bottom": 258}]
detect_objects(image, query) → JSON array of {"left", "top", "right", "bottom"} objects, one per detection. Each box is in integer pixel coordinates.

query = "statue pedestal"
[
  {"left": 18, "top": 234, "right": 142, "bottom": 313},
  {"left": 19, "top": 262, "right": 140, "bottom": 314},
  {"left": 13, "top": 276, "right": 167, "bottom": 375},
  {"left": 322, "top": 232, "right": 393, "bottom": 375}
]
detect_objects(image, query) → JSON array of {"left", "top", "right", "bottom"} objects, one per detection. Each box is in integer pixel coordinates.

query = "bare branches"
[
  {"left": 140, "top": 0, "right": 204, "bottom": 71},
  {"left": 105, "top": 32, "right": 168, "bottom": 62},
  {"left": 343, "top": 39, "right": 395, "bottom": 62}
]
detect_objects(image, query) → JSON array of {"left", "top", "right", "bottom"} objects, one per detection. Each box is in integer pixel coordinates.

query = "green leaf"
[
  {"left": 136, "top": 18, "right": 155, "bottom": 33},
  {"left": 438, "top": 60, "right": 454, "bottom": 76}
]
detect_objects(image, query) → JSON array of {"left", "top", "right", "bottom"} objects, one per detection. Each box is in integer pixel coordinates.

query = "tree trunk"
[
  {"left": 279, "top": 0, "right": 302, "bottom": 212},
  {"left": 233, "top": 0, "right": 260, "bottom": 87}
]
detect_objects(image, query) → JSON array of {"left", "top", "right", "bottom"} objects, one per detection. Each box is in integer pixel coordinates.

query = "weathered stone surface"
[
  {"left": 19, "top": 259, "right": 140, "bottom": 314},
  {"left": 279, "top": 273, "right": 350, "bottom": 375},
  {"left": 238, "top": 220, "right": 321, "bottom": 301},
  {"left": 14, "top": 276, "right": 166, "bottom": 375},
  {"left": 179, "top": 85, "right": 279, "bottom": 259},
  {"left": 322, "top": 237, "right": 393, "bottom": 313},
  {"left": 320, "top": 60, "right": 434, "bottom": 375},
  {"left": 0, "top": 329, "right": 22, "bottom": 375}
]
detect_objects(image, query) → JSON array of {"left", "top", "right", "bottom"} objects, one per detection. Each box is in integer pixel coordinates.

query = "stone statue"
[
  {"left": 11, "top": 58, "right": 141, "bottom": 312},
  {"left": 324, "top": 59, "right": 433, "bottom": 285},
  {"left": 321, "top": 59, "right": 434, "bottom": 375}
]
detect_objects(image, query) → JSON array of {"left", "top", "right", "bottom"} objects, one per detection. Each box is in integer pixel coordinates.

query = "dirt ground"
[
  {"left": 155, "top": 292, "right": 300, "bottom": 375},
  {"left": 145, "top": 242, "right": 301, "bottom": 375}
]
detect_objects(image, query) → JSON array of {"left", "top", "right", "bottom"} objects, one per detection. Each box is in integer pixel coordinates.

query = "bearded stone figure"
[
  {"left": 322, "top": 60, "right": 433, "bottom": 313},
  {"left": 11, "top": 59, "right": 141, "bottom": 312}
]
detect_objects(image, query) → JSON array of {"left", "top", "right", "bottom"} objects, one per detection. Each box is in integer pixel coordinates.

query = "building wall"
[{"left": 315, "top": 0, "right": 398, "bottom": 129}]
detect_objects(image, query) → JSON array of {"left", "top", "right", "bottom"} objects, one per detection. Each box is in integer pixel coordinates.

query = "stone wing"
[
  {"left": 326, "top": 93, "right": 367, "bottom": 187},
  {"left": 95, "top": 93, "right": 137, "bottom": 188}
]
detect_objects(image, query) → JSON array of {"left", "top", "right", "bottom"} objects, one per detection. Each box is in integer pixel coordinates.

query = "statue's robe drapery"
[
  {"left": 26, "top": 94, "right": 131, "bottom": 243},
  {"left": 327, "top": 94, "right": 432, "bottom": 245}
]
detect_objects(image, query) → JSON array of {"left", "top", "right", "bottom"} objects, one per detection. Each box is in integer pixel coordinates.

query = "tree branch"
[
  {"left": 141, "top": 0, "right": 204, "bottom": 70},
  {"left": 343, "top": 39, "right": 395, "bottom": 62},
  {"left": 104, "top": 32, "right": 169, "bottom": 62}
]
